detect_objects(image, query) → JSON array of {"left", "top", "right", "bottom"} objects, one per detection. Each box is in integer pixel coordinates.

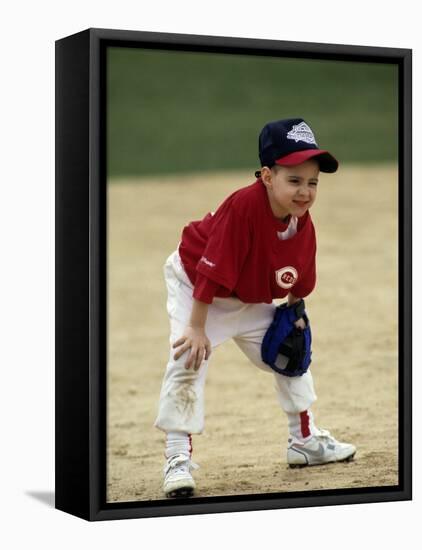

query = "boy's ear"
[{"left": 261, "top": 166, "right": 272, "bottom": 187}]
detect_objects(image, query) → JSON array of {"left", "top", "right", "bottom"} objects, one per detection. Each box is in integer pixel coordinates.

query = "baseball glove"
[{"left": 261, "top": 299, "right": 312, "bottom": 377}]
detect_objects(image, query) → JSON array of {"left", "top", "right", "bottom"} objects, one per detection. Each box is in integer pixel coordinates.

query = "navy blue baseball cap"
[{"left": 258, "top": 118, "right": 338, "bottom": 173}]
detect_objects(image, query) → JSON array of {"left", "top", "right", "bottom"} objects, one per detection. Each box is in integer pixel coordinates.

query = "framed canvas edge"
[
  {"left": 87, "top": 26, "right": 412, "bottom": 60},
  {"left": 55, "top": 29, "right": 92, "bottom": 521},
  {"left": 399, "top": 46, "right": 412, "bottom": 505},
  {"left": 90, "top": 487, "right": 410, "bottom": 522},
  {"left": 55, "top": 27, "right": 412, "bottom": 522}
]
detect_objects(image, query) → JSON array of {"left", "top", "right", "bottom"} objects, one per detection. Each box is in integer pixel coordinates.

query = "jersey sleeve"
[
  {"left": 194, "top": 198, "right": 251, "bottom": 295},
  {"left": 192, "top": 273, "right": 221, "bottom": 304}
]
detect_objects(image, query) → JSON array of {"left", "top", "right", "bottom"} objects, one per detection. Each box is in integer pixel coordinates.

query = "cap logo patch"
[
  {"left": 286, "top": 122, "right": 317, "bottom": 145},
  {"left": 275, "top": 266, "right": 298, "bottom": 289}
]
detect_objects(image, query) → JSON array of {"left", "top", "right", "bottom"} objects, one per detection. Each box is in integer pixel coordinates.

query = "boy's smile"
[{"left": 261, "top": 159, "right": 319, "bottom": 220}]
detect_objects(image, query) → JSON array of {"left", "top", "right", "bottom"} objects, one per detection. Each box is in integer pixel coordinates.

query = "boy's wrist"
[
  {"left": 189, "top": 298, "right": 209, "bottom": 328},
  {"left": 287, "top": 293, "right": 301, "bottom": 305},
  {"left": 187, "top": 322, "right": 206, "bottom": 330}
]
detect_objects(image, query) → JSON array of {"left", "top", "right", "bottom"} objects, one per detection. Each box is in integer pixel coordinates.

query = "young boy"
[{"left": 155, "top": 118, "right": 356, "bottom": 498}]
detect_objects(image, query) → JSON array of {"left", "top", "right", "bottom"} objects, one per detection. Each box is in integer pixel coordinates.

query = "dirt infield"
[{"left": 107, "top": 165, "right": 398, "bottom": 502}]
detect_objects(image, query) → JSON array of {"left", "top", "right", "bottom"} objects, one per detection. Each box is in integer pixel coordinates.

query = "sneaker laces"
[
  {"left": 313, "top": 428, "right": 339, "bottom": 445},
  {"left": 289, "top": 429, "right": 340, "bottom": 448},
  {"left": 314, "top": 428, "right": 331, "bottom": 438},
  {"left": 164, "top": 454, "right": 199, "bottom": 477}
]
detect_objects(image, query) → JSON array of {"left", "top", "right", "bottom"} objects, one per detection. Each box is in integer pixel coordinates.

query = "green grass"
[{"left": 107, "top": 48, "right": 398, "bottom": 177}]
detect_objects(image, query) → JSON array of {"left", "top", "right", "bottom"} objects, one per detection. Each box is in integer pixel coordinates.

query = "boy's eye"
[{"left": 309, "top": 181, "right": 318, "bottom": 186}]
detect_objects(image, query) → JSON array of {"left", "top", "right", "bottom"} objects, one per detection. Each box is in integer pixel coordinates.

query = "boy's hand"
[{"left": 172, "top": 326, "right": 212, "bottom": 370}]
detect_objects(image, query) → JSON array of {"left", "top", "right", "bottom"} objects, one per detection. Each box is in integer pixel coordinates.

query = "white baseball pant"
[{"left": 155, "top": 249, "right": 317, "bottom": 434}]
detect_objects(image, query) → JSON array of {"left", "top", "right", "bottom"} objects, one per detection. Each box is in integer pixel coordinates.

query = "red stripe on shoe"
[{"left": 300, "top": 411, "right": 311, "bottom": 438}]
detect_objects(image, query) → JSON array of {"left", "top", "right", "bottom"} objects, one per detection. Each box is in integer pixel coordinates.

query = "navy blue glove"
[{"left": 261, "top": 299, "right": 312, "bottom": 377}]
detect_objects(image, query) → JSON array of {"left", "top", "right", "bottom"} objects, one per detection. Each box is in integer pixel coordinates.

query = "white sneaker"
[
  {"left": 163, "top": 454, "right": 199, "bottom": 498},
  {"left": 287, "top": 428, "right": 356, "bottom": 468}
]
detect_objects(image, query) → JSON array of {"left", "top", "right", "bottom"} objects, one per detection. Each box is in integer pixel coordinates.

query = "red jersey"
[{"left": 178, "top": 179, "right": 317, "bottom": 304}]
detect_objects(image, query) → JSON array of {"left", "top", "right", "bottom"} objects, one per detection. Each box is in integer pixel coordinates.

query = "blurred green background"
[{"left": 107, "top": 47, "right": 398, "bottom": 178}]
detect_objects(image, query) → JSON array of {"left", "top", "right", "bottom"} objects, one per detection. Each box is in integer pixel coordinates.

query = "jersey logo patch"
[
  {"left": 286, "top": 122, "right": 317, "bottom": 145},
  {"left": 275, "top": 266, "right": 298, "bottom": 289}
]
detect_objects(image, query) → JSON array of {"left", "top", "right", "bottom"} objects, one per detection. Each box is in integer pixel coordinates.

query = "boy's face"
[{"left": 261, "top": 159, "right": 320, "bottom": 219}]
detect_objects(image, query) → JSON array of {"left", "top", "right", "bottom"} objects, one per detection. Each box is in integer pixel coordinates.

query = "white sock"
[
  {"left": 287, "top": 410, "right": 315, "bottom": 442},
  {"left": 165, "top": 431, "right": 192, "bottom": 459}
]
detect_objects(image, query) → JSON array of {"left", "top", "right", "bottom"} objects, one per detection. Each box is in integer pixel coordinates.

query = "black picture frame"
[{"left": 55, "top": 27, "right": 412, "bottom": 521}]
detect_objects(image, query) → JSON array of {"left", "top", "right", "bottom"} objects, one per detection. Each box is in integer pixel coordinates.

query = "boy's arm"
[
  {"left": 172, "top": 299, "right": 212, "bottom": 370},
  {"left": 287, "top": 292, "right": 307, "bottom": 330}
]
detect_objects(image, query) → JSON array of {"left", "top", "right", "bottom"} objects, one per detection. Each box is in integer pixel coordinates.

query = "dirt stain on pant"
[{"left": 173, "top": 380, "right": 197, "bottom": 419}]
